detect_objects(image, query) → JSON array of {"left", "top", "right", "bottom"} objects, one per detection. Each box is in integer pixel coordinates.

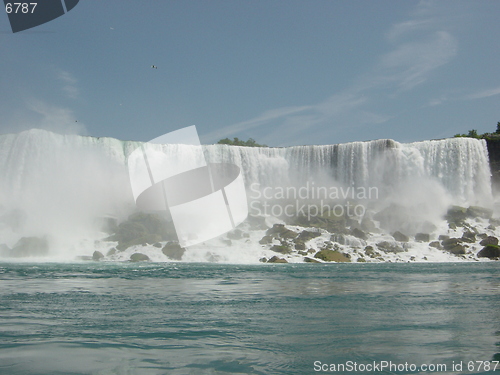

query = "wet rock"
[
  {"left": 480, "top": 236, "right": 499, "bottom": 246},
  {"left": 106, "top": 212, "right": 174, "bottom": 251},
  {"left": 461, "top": 231, "right": 476, "bottom": 243},
  {"left": 297, "top": 230, "right": 322, "bottom": 242},
  {"left": 270, "top": 244, "right": 292, "bottom": 254},
  {"left": 162, "top": 242, "right": 185, "bottom": 260},
  {"left": 153, "top": 242, "right": 162, "bottom": 248},
  {"left": 292, "top": 211, "right": 348, "bottom": 233},
  {"left": 314, "top": 249, "right": 350, "bottom": 262},
  {"left": 357, "top": 257, "right": 367, "bottom": 262},
  {"left": 415, "top": 233, "right": 430, "bottom": 242},
  {"left": 259, "top": 235, "right": 273, "bottom": 245},
  {"left": 294, "top": 241, "right": 306, "bottom": 250},
  {"left": 441, "top": 237, "right": 462, "bottom": 248},
  {"left": 92, "top": 251, "right": 104, "bottom": 261},
  {"left": 429, "top": 241, "right": 441, "bottom": 249},
  {"left": 106, "top": 248, "right": 117, "bottom": 256},
  {"left": 447, "top": 244, "right": 466, "bottom": 255},
  {"left": 376, "top": 241, "right": 405, "bottom": 253},
  {"left": 304, "top": 257, "right": 320, "bottom": 263},
  {"left": 393, "top": 231, "right": 409, "bottom": 242},
  {"left": 364, "top": 246, "right": 378, "bottom": 258},
  {"left": 259, "top": 257, "right": 267, "bottom": 263},
  {"left": 466, "top": 206, "right": 493, "bottom": 219},
  {"left": 352, "top": 228, "right": 369, "bottom": 240},
  {"left": 477, "top": 245, "right": 500, "bottom": 259},
  {"left": 130, "top": 253, "right": 150, "bottom": 262},
  {"left": 267, "top": 256, "right": 288, "bottom": 263},
  {"left": 266, "top": 224, "right": 298, "bottom": 239},
  {"left": 438, "top": 234, "right": 450, "bottom": 241},
  {"left": 445, "top": 206, "right": 467, "bottom": 223}
]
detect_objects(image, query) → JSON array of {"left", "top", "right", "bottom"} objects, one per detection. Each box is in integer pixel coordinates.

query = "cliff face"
[{"left": 486, "top": 139, "right": 500, "bottom": 193}]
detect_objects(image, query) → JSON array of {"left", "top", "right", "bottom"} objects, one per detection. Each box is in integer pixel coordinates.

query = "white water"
[{"left": 0, "top": 129, "right": 493, "bottom": 260}]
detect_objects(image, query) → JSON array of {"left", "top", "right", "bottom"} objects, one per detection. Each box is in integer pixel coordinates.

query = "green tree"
[{"left": 217, "top": 137, "right": 267, "bottom": 147}]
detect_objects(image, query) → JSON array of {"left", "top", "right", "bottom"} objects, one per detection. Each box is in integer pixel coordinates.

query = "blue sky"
[{"left": 0, "top": 0, "right": 499, "bottom": 146}]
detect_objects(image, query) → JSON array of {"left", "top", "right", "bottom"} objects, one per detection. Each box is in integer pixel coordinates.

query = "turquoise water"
[{"left": 0, "top": 262, "right": 499, "bottom": 375}]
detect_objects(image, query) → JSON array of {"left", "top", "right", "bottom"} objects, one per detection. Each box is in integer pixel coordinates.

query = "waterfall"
[{"left": 0, "top": 129, "right": 492, "bottom": 255}]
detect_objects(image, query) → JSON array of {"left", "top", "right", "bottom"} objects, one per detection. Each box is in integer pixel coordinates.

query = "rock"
[
  {"left": 227, "top": 229, "right": 244, "bottom": 240},
  {"left": 445, "top": 206, "right": 467, "bottom": 223},
  {"left": 466, "top": 206, "right": 493, "bottom": 219},
  {"left": 438, "top": 235, "right": 450, "bottom": 241},
  {"left": 441, "top": 238, "right": 463, "bottom": 250},
  {"left": 130, "top": 253, "right": 150, "bottom": 262},
  {"left": 415, "top": 233, "right": 430, "bottom": 242},
  {"left": 92, "top": 251, "right": 104, "bottom": 261},
  {"left": 294, "top": 241, "right": 306, "bottom": 250},
  {"left": 364, "top": 246, "right": 375, "bottom": 256},
  {"left": 259, "top": 235, "right": 273, "bottom": 245},
  {"left": 259, "top": 257, "right": 267, "bottom": 263},
  {"left": 292, "top": 210, "right": 348, "bottom": 233},
  {"left": 352, "top": 228, "right": 369, "bottom": 240},
  {"left": 266, "top": 224, "right": 297, "bottom": 239},
  {"left": 106, "top": 212, "right": 174, "bottom": 251},
  {"left": 162, "top": 242, "right": 185, "bottom": 260},
  {"left": 152, "top": 242, "right": 162, "bottom": 248},
  {"left": 106, "top": 248, "right": 117, "bottom": 256},
  {"left": 10, "top": 237, "right": 49, "bottom": 257},
  {"left": 480, "top": 236, "right": 499, "bottom": 246},
  {"left": 304, "top": 257, "right": 320, "bottom": 263},
  {"left": 357, "top": 257, "right": 366, "bottom": 262},
  {"left": 376, "top": 241, "right": 405, "bottom": 253},
  {"left": 270, "top": 244, "right": 292, "bottom": 254},
  {"left": 267, "top": 256, "right": 288, "bottom": 263},
  {"left": 461, "top": 231, "right": 476, "bottom": 243},
  {"left": 297, "top": 230, "right": 322, "bottom": 242},
  {"left": 314, "top": 249, "right": 350, "bottom": 262},
  {"left": 393, "top": 231, "right": 409, "bottom": 242},
  {"left": 298, "top": 251, "right": 308, "bottom": 256},
  {"left": 429, "top": 241, "right": 441, "bottom": 249},
  {"left": 447, "top": 244, "right": 466, "bottom": 255},
  {"left": 477, "top": 245, "right": 500, "bottom": 259}
]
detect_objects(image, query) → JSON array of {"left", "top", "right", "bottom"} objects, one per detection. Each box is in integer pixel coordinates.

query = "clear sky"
[{"left": 0, "top": 0, "right": 499, "bottom": 146}]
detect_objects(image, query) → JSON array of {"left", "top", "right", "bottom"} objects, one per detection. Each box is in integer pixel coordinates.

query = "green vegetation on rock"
[{"left": 217, "top": 137, "right": 267, "bottom": 147}]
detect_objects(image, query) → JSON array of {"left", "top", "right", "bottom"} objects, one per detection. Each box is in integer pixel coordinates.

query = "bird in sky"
[{"left": 151, "top": 65, "right": 158, "bottom": 69}]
